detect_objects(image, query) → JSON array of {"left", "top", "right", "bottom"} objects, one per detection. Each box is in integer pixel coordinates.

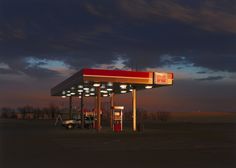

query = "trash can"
[{"left": 114, "top": 122, "right": 122, "bottom": 132}]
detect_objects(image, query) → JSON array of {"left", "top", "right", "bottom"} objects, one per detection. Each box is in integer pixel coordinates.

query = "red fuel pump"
[{"left": 112, "top": 106, "right": 124, "bottom": 132}]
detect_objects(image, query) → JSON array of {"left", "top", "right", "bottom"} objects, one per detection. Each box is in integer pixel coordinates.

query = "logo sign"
[{"left": 154, "top": 72, "right": 173, "bottom": 85}]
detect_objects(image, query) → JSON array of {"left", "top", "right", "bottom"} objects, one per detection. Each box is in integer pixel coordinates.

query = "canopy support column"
[
  {"left": 80, "top": 93, "right": 84, "bottom": 129},
  {"left": 110, "top": 93, "right": 114, "bottom": 129},
  {"left": 132, "top": 89, "right": 137, "bottom": 131},
  {"left": 96, "top": 87, "right": 101, "bottom": 132},
  {"left": 69, "top": 96, "right": 72, "bottom": 120}
]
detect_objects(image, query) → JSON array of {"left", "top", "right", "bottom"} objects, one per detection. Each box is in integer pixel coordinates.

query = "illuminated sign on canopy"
[{"left": 154, "top": 72, "right": 173, "bottom": 85}]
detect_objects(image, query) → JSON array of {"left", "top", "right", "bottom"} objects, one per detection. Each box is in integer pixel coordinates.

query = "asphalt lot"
[{"left": 0, "top": 119, "right": 236, "bottom": 168}]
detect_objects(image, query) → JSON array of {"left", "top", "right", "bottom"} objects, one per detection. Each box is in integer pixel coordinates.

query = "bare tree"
[
  {"left": 1, "top": 107, "right": 15, "bottom": 118},
  {"left": 157, "top": 111, "right": 171, "bottom": 122}
]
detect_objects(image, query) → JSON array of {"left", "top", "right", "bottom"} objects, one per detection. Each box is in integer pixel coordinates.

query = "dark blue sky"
[{"left": 0, "top": 0, "right": 236, "bottom": 112}]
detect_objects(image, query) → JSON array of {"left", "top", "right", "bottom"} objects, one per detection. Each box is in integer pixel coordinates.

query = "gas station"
[{"left": 51, "top": 68, "right": 174, "bottom": 132}]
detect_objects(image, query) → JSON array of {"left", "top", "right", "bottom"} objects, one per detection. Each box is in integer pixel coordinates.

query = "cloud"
[
  {"left": 25, "top": 57, "right": 76, "bottom": 77},
  {"left": 0, "top": 62, "right": 21, "bottom": 75},
  {"left": 118, "top": 0, "right": 236, "bottom": 33},
  {"left": 85, "top": 3, "right": 103, "bottom": 17},
  {"left": 0, "top": 68, "right": 20, "bottom": 75},
  {"left": 195, "top": 76, "right": 224, "bottom": 81},
  {"left": 197, "top": 71, "right": 207, "bottom": 74},
  {"left": 93, "top": 55, "right": 130, "bottom": 70},
  {"left": 22, "top": 66, "right": 61, "bottom": 79}
]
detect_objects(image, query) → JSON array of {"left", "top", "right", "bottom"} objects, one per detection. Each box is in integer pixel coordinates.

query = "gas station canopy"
[
  {"left": 51, "top": 68, "right": 174, "bottom": 131},
  {"left": 51, "top": 68, "right": 174, "bottom": 97}
]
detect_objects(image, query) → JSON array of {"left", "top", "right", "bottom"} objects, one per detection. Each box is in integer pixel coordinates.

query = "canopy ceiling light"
[
  {"left": 101, "top": 90, "right": 108, "bottom": 93},
  {"left": 101, "top": 84, "right": 106, "bottom": 89},
  {"left": 90, "top": 88, "right": 95, "bottom": 92},
  {"left": 107, "top": 82, "right": 113, "bottom": 87},
  {"left": 145, "top": 85, "right": 153, "bottom": 89},
  {"left": 78, "top": 85, "right": 83, "bottom": 89},
  {"left": 93, "top": 83, "right": 100, "bottom": 87},
  {"left": 121, "top": 90, "right": 127, "bottom": 94},
  {"left": 120, "top": 84, "right": 127, "bottom": 89}
]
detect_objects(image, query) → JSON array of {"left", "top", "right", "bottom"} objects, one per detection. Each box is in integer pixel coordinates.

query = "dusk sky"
[{"left": 0, "top": 0, "right": 235, "bottom": 112}]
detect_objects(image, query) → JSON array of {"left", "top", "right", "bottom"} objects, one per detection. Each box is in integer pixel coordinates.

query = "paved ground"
[{"left": 0, "top": 119, "right": 236, "bottom": 168}]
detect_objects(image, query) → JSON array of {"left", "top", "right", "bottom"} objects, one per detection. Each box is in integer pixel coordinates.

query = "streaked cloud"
[
  {"left": 195, "top": 76, "right": 225, "bottom": 81},
  {"left": 22, "top": 66, "right": 61, "bottom": 79},
  {"left": 0, "top": 63, "right": 10, "bottom": 70},
  {"left": 94, "top": 55, "right": 130, "bottom": 70},
  {"left": 118, "top": 0, "right": 236, "bottom": 33},
  {"left": 25, "top": 57, "right": 75, "bottom": 77}
]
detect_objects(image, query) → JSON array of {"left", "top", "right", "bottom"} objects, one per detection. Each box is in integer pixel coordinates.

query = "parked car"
[
  {"left": 62, "top": 114, "right": 94, "bottom": 129},
  {"left": 62, "top": 119, "right": 81, "bottom": 129}
]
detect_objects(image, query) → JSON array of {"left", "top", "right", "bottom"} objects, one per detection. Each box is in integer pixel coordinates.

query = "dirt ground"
[{"left": 0, "top": 119, "right": 236, "bottom": 168}]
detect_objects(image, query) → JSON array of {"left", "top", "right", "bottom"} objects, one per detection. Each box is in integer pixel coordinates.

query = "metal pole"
[
  {"left": 96, "top": 87, "right": 101, "bottom": 132},
  {"left": 110, "top": 93, "right": 114, "bottom": 129},
  {"left": 132, "top": 89, "right": 137, "bottom": 131},
  {"left": 80, "top": 93, "right": 84, "bottom": 129},
  {"left": 69, "top": 96, "right": 72, "bottom": 120}
]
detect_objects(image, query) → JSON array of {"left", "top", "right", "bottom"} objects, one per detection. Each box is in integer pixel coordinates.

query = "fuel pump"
[{"left": 112, "top": 106, "right": 124, "bottom": 132}]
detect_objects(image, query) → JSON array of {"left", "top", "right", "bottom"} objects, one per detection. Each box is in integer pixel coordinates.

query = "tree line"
[
  {"left": 0, "top": 104, "right": 171, "bottom": 122},
  {"left": 0, "top": 104, "right": 60, "bottom": 120}
]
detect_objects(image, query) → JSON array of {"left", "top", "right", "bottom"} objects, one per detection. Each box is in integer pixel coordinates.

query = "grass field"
[{"left": 0, "top": 116, "right": 236, "bottom": 168}]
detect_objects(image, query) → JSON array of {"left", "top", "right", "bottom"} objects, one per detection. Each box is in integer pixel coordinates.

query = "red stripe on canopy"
[{"left": 83, "top": 68, "right": 152, "bottom": 78}]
